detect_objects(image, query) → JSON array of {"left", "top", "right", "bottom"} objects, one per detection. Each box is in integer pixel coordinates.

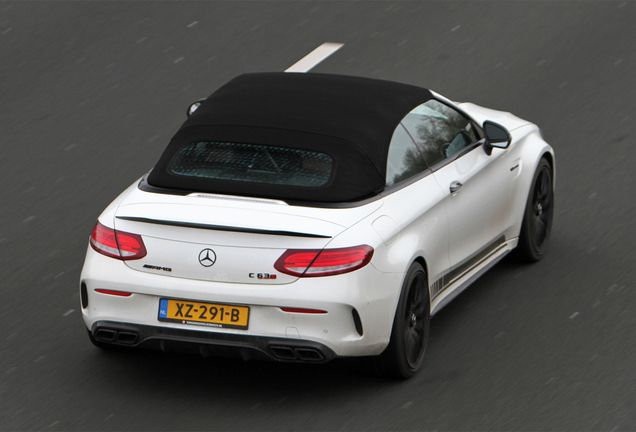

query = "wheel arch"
[
  {"left": 412, "top": 255, "right": 432, "bottom": 311},
  {"left": 413, "top": 256, "right": 429, "bottom": 283},
  {"left": 507, "top": 133, "right": 555, "bottom": 240},
  {"left": 541, "top": 150, "right": 556, "bottom": 188}
]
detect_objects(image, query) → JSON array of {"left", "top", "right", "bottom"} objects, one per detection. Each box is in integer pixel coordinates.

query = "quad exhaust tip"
[
  {"left": 94, "top": 328, "right": 138, "bottom": 345},
  {"left": 270, "top": 346, "right": 324, "bottom": 362}
]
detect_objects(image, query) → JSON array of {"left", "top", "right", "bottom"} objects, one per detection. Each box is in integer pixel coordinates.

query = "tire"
[
  {"left": 516, "top": 158, "right": 554, "bottom": 262},
  {"left": 365, "top": 262, "right": 430, "bottom": 379}
]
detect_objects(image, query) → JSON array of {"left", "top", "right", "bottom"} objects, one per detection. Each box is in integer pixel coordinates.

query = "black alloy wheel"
[
  {"left": 403, "top": 268, "right": 429, "bottom": 370},
  {"left": 517, "top": 158, "right": 554, "bottom": 262},
  {"left": 366, "top": 262, "right": 430, "bottom": 379}
]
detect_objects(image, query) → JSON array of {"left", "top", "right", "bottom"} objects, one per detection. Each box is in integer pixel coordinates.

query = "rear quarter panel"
[{"left": 327, "top": 174, "right": 450, "bottom": 313}]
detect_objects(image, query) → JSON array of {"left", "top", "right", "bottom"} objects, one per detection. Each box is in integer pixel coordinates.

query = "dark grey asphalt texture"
[{"left": 1, "top": 1, "right": 635, "bottom": 430}]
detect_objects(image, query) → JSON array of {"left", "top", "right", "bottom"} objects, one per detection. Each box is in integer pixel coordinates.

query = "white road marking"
[
  {"left": 187, "top": 21, "right": 198, "bottom": 28},
  {"left": 451, "top": 25, "right": 460, "bottom": 32},
  {"left": 2, "top": 27, "right": 12, "bottom": 34},
  {"left": 23, "top": 216, "right": 35, "bottom": 223},
  {"left": 63, "top": 309, "right": 75, "bottom": 317},
  {"left": 174, "top": 57, "right": 184, "bottom": 64},
  {"left": 402, "top": 402, "right": 412, "bottom": 409},
  {"left": 569, "top": 312, "right": 579, "bottom": 319},
  {"left": 136, "top": 37, "right": 146, "bottom": 43},
  {"left": 537, "top": 59, "right": 546, "bottom": 66},
  {"left": 615, "top": 59, "right": 623, "bottom": 66},
  {"left": 285, "top": 42, "right": 344, "bottom": 73}
]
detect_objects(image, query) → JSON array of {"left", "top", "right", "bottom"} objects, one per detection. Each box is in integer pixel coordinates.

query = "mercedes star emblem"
[{"left": 198, "top": 248, "right": 217, "bottom": 267}]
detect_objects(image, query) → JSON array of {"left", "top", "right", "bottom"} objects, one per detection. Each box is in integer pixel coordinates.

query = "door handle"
[{"left": 450, "top": 181, "right": 463, "bottom": 194}]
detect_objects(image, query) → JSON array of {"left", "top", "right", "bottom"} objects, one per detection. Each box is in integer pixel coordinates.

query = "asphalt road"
[{"left": 2, "top": 1, "right": 635, "bottom": 430}]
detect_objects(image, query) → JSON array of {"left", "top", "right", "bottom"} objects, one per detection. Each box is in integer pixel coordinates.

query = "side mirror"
[
  {"left": 187, "top": 98, "right": 207, "bottom": 117},
  {"left": 483, "top": 121, "right": 511, "bottom": 155}
]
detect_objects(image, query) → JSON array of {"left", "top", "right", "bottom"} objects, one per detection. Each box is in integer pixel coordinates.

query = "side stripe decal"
[{"left": 430, "top": 235, "right": 506, "bottom": 300}]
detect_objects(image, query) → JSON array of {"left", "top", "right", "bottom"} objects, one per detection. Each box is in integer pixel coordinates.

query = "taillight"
[
  {"left": 90, "top": 221, "right": 147, "bottom": 260},
  {"left": 274, "top": 245, "right": 373, "bottom": 277}
]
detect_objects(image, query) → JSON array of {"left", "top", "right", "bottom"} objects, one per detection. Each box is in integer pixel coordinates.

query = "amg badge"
[{"left": 143, "top": 264, "right": 172, "bottom": 272}]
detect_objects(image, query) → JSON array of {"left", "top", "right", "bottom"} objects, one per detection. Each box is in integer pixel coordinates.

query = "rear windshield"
[{"left": 168, "top": 142, "right": 333, "bottom": 187}]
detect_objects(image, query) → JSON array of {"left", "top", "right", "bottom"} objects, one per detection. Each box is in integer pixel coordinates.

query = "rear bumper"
[
  {"left": 90, "top": 321, "right": 337, "bottom": 362},
  {"left": 80, "top": 246, "right": 405, "bottom": 358}
]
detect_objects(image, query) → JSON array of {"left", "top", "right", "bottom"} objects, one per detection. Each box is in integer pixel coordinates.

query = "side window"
[
  {"left": 401, "top": 100, "right": 478, "bottom": 169},
  {"left": 386, "top": 123, "right": 429, "bottom": 186}
]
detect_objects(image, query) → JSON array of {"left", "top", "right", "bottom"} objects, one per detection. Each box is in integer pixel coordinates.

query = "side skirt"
[{"left": 430, "top": 238, "right": 518, "bottom": 316}]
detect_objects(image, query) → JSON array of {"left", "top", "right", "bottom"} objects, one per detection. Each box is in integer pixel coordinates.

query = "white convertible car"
[{"left": 80, "top": 73, "right": 554, "bottom": 378}]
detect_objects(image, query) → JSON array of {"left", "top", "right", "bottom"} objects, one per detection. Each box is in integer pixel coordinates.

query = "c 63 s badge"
[{"left": 249, "top": 273, "right": 277, "bottom": 280}]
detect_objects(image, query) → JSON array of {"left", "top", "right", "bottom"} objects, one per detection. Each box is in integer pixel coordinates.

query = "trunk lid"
[{"left": 113, "top": 189, "right": 382, "bottom": 284}]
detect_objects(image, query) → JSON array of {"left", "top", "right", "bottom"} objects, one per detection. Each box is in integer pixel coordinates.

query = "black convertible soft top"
[{"left": 147, "top": 72, "right": 433, "bottom": 202}]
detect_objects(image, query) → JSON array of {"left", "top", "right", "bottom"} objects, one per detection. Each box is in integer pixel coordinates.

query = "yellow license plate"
[{"left": 158, "top": 298, "right": 249, "bottom": 330}]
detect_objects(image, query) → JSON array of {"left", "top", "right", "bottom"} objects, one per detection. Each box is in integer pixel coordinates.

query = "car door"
[
  {"left": 383, "top": 122, "right": 451, "bottom": 287},
  {"left": 400, "top": 100, "right": 513, "bottom": 272}
]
